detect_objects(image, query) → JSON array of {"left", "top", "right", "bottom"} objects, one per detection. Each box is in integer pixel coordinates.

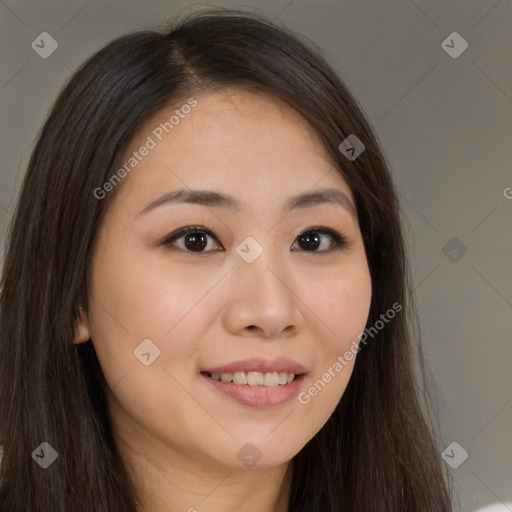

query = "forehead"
[
  {"left": 109, "top": 86, "right": 353, "bottom": 215},
  {"left": 140, "top": 86, "right": 324, "bottom": 156}
]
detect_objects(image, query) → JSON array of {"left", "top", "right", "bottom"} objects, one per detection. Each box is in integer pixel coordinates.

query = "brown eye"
[
  {"left": 163, "top": 226, "right": 222, "bottom": 253},
  {"left": 291, "top": 227, "right": 348, "bottom": 253},
  {"left": 163, "top": 225, "right": 348, "bottom": 255},
  {"left": 296, "top": 231, "right": 322, "bottom": 251}
]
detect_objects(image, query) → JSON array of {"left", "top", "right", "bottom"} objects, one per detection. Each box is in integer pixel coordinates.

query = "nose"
[{"left": 221, "top": 247, "right": 305, "bottom": 339}]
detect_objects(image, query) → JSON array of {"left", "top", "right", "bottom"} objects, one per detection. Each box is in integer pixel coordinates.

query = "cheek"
[
  {"left": 312, "top": 258, "right": 372, "bottom": 353},
  {"left": 89, "top": 237, "right": 215, "bottom": 343},
  {"left": 86, "top": 238, "right": 231, "bottom": 404},
  {"left": 86, "top": 249, "right": 212, "bottom": 442},
  {"left": 295, "top": 258, "right": 371, "bottom": 422}
]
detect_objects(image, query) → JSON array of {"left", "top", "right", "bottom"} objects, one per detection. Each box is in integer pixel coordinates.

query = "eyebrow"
[{"left": 137, "top": 187, "right": 356, "bottom": 218}]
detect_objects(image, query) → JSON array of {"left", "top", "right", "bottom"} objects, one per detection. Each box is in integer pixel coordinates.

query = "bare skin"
[{"left": 74, "top": 86, "right": 372, "bottom": 512}]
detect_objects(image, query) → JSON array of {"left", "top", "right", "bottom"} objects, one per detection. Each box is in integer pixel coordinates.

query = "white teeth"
[
  {"left": 247, "top": 372, "right": 264, "bottom": 386},
  {"left": 263, "top": 372, "right": 280, "bottom": 387},
  {"left": 207, "top": 371, "right": 296, "bottom": 386},
  {"left": 232, "top": 371, "right": 247, "bottom": 385},
  {"left": 278, "top": 371, "right": 288, "bottom": 385}
]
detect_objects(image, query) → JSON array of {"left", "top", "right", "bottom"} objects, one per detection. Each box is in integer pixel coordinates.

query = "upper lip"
[{"left": 201, "top": 358, "right": 307, "bottom": 375}]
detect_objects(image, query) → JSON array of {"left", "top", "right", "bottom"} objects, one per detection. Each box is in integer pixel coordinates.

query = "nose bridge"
[
  {"left": 258, "top": 255, "right": 291, "bottom": 299},
  {"left": 223, "top": 234, "right": 303, "bottom": 337},
  {"left": 238, "top": 235, "right": 290, "bottom": 303}
]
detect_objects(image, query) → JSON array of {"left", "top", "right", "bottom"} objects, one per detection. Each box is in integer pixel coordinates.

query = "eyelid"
[
  {"left": 292, "top": 226, "right": 349, "bottom": 254},
  {"left": 162, "top": 225, "right": 350, "bottom": 253},
  {"left": 162, "top": 225, "right": 221, "bottom": 252}
]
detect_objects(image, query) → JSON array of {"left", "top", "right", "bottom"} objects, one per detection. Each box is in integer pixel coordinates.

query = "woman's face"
[{"left": 76, "top": 87, "right": 372, "bottom": 471}]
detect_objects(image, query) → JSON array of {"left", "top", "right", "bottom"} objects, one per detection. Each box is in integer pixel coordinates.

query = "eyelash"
[{"left": 162, "top": 225, "right": 349, "bottom": 255}]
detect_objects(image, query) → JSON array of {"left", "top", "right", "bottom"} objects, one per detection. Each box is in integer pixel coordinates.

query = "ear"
[{"left": 73, "top": 307, "right": 91, "bottom": 344}]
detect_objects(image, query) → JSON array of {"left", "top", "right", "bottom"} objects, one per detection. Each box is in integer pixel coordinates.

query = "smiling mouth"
[{"left": 201, "top": 371, "right": 300, "bottom": 386}]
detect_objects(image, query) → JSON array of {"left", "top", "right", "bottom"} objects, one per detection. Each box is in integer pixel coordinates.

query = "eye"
[
  {"left": 291, "top": 227, "right": 348, "bottom": 254},
  {"left": 162, "top": 226, "right": 222, "bottom": 253},
  {"left": 162, "top": 225, "right": 349, "bottom": 254}
]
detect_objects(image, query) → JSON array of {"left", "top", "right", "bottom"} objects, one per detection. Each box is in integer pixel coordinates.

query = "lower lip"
[{"left": 200, "top": 373, "right": 306, "bottom": 407}]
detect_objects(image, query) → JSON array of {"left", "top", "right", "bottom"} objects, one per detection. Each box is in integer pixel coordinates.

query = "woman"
[{"left": 0, "top": 8, "right": 453, "bottom": 512}]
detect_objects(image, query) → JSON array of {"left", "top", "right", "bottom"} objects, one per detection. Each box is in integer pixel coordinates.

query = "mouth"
[
  {"left": 199, "top": 358, "right": 307, "bottom": 407},
  {"left": 201, "top": 370, "right": 301, "bottom": 386}
]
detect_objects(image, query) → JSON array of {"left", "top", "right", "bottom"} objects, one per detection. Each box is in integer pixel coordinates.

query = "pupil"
[
  {"left": 300, "top": 232, "right": 320, "bottom": 251},
  {"left": 185, "top": 232, "right": 207, "bottom": 251}
]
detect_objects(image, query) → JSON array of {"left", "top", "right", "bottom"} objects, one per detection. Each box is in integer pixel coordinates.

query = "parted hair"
[{"left": 0, "top": 7, "right": 453, "bottom": 511}]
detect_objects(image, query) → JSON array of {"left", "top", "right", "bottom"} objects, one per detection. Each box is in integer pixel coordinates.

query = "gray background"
[{"left": 1, "top": 1, "right": 511, "bottom": 510}]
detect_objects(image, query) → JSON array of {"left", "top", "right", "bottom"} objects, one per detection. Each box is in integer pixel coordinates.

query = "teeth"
[
  {"left": 247, "top": 371, "right": 264, "bottom": 386},
  {"left": 278, "top": 371, "right": 288, "bottom": 385},
  {"left": 263, "top": 372, "right": 279, "bottom": 387},
  {"left": 232, "top": 372, "right": 247, "bottom": 385},
  {"left": 208, "top": 371, "right": 296, "bottom": 386}
]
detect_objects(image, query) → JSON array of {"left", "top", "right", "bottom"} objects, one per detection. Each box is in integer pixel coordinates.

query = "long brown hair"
[{"left": 0, "top": 7, "right": 453, "bottom": 511}]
